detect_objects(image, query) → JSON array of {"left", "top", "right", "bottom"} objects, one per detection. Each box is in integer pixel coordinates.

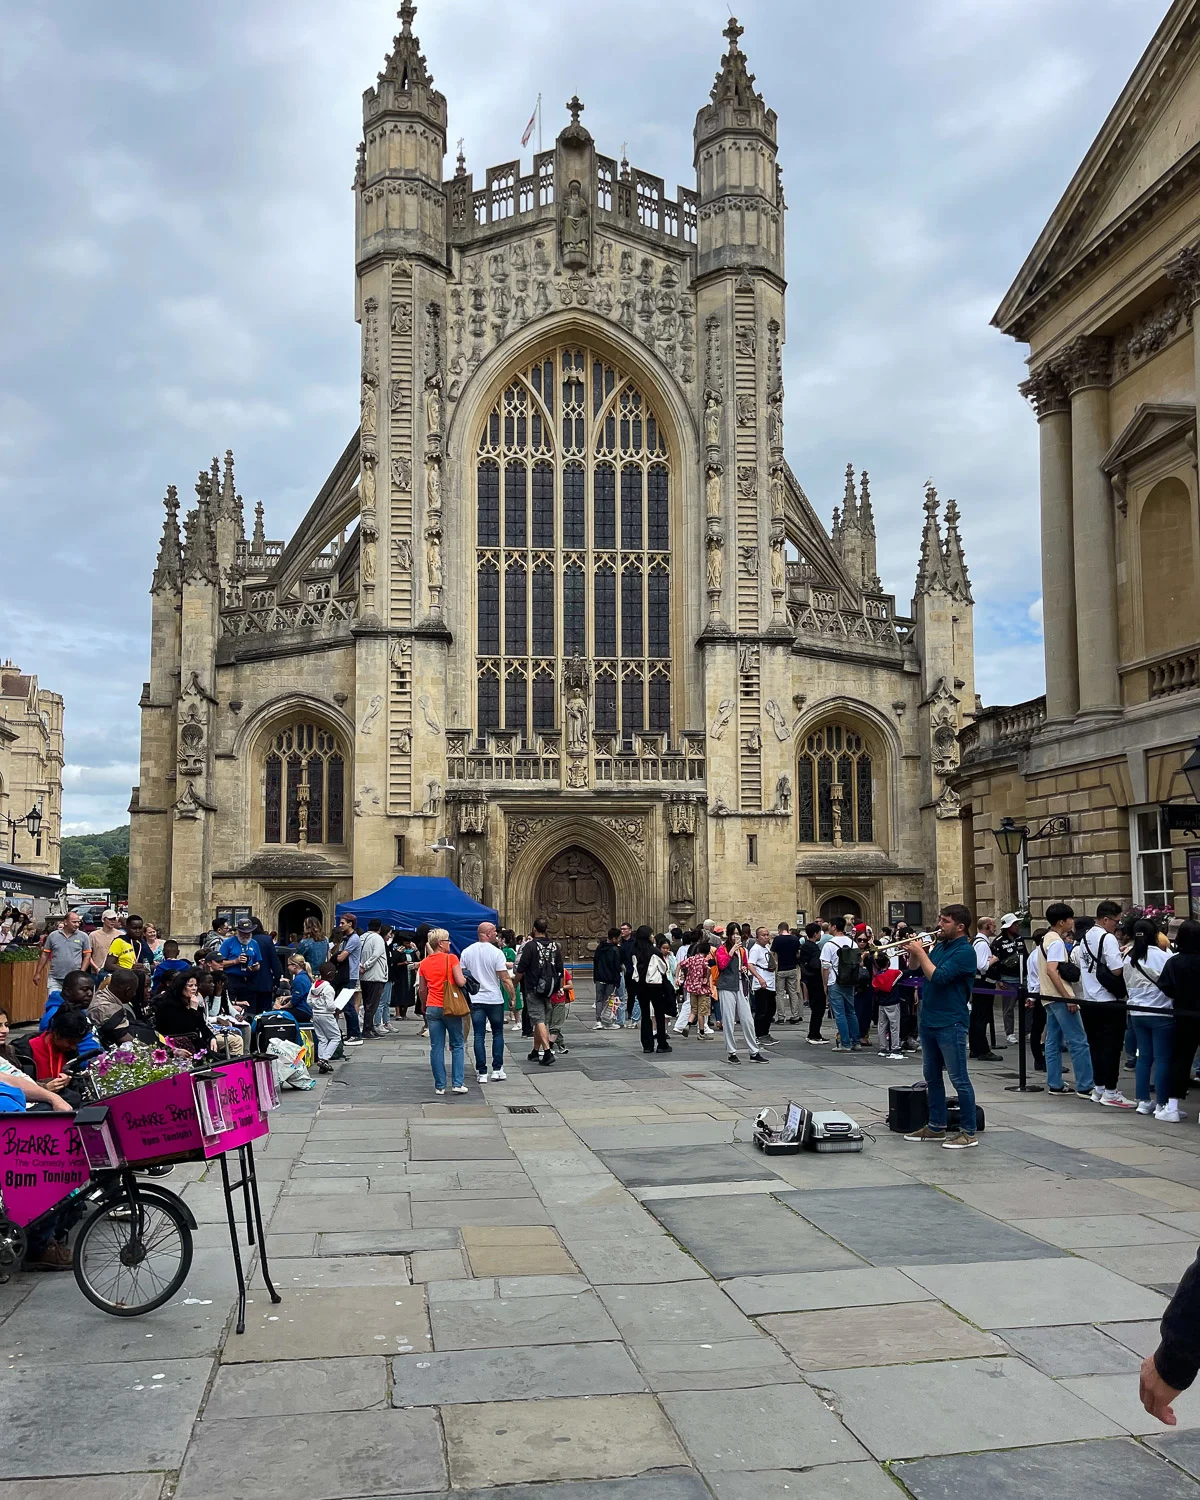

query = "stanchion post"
[{"left": 1006, "top": 985, "right": 1043, "bottom": 1094}]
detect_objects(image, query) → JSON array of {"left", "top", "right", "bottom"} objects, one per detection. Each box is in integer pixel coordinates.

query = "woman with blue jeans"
[
  {"left": 417, "top": 928, "right": 468, "bottom": 1095},
  {"left": 1123, "top": 919, "right": 1175, "bottom": 1119}
]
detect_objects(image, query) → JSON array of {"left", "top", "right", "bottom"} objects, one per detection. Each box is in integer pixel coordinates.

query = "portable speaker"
[
  {"left": 887, "top": 1084, "right": 929, "bottom": 1134},
  {"left": 946, "top": 1098, "right": 985, "bottom": 1133}
]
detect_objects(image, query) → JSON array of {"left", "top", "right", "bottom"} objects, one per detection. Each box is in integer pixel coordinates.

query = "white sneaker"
[
  {"left": 1136, "top": 1100, "right": 1155, "bottom": 1114},
  {"left": 594, "top": 1022, "right": 604, "bottom": 1030},
  {"left": 1091, "top": 1087, "right": 1106, "bottom": 1103},
  {"left": 1156, "top": 1105, "right": 1186, "bottom": 1122},
  {"left": 888, "top": 1052, "right": 905, "bottom": 1060},
  {"left": 878, "top": 1049, "right": 889, "bottom": 1057},
  {"left": 1101, "top": 1091, "right": 1135, "bottom": 1109},
  {"left": 435, "top": 1087, "right": 445, "bottom": 1095},
  {"left": 701, "top": 1026, "right": 715, "bottom": 1036},
  {"left": 477, "top": 1073, "right": 488, "bottom": 1084},
  {"left": 344, "top": 1038, "right": 364, "bottom": 1047},
  {"left": 451, "top": 1084, "right": 469, "bottom": 1094},
  {"left": 1006, "top": 1034, "right": 1017, "bottom": 1044},
  {"left": 490, "top": 1068, "right": 506, "bottom": 1080}
]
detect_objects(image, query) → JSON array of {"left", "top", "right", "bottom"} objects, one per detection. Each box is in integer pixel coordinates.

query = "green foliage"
[
  {"left": 106, "top": 854, "right": 129, "bottom": 898},
  {"left": 60, "top": 825, "right": 129, "bottom": 882},
  {"left": 78, "top": 865, "right": 109, "bottom": 889}
]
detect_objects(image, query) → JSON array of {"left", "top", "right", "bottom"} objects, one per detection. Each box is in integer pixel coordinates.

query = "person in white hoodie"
[{"left": 308, "top": 962, "right": 342, "bottom": 1073}]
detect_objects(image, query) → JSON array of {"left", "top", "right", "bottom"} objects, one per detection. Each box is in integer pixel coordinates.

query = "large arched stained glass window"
[
  {"left": 797, "top": 725, "right": 874, "bottom": 845},
  {"left": 475, "top": 346, "right": 672, "bottom": 743},
  {"left": 263, "top": 723, "right": 345, "bottom": 846}
]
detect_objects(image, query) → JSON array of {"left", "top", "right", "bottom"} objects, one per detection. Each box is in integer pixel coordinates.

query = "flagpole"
[{"left": 537, "top": 92, "right": 542, "bottom": 153}]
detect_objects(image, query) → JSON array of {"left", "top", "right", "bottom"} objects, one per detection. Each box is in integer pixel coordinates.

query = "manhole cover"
[
  {"left": 683, "top": 1073, "right": 709, "bottom": 1079},
  {"left": 506, "top": 1105, "right": 539, "bottom": 1114}
]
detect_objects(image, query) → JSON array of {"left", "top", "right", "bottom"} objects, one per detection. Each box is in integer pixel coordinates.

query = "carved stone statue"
[
  {"left": 767, "top": 388, "right": 784, "bottom": 451},
  {"left": 459, "top": 847, "right": 484, "bottom": 902},
  {"left": 394, "top": 537, "right": 412, "bottom": 570},
  {"left": 776, "top": 774, "right": 792, "bottom": 813},
  {"left": 424, "top": 372, "right": 443, "bottom": 436},
  {"left": 560, "top": 179, "right": 590, "bottom": 268},
  {"left": 391, "top": 301, "right": 411, "bottom": 334},
  {"left": 426, "top": 457, "right": 443, "bottom": 512},
  {"left": 361, "top": 536, "right": 376, "bottom": 584},
  {"left": 565, "top": 689, "right": 588, "bottom": 754},
  {"left": 703, "top": 388, "right": 722, "bottom": 450},
  {"left": 361, "top": 373, "right": 378, "bottom": 437},
  {"left": 425, "top": 525, "right": 443, "bottom": 590},
  {"left": 769, "top": 464, "right": 785, "bottom": 519},
  {"left": 705, "top": 463, "right": 723, "bottom": 519},
  {"left": 425, "top": 778, "right": 442, "bottom": 816},
  {"left": 735, "top": 393, "right": 756, "bottom": 427},
  {"left": 360, "top": 456, "right": 376, "bottom": 510},
  {"left": 706, "top": 534, "right": 723, "bottom": 594},
  {"left": 710, "top": 697, "right": 735, "bottom": 740},
  {"left": 669, "top": 842, "right": 694, "bottom": 905},
  {"left": 392, "top": 455, "right": 412, "bottom": 491},
  {"left": 769, "top": 534, "right": 786, "bottom": 595}
]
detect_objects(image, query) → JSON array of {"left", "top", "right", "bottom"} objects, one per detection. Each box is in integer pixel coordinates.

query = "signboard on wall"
[
  {"left": 1189, "top": 849, "right": 1200, "bottom": 920},
  {"left": 888, "top": 901, "right": 923, "bottom": 928}
]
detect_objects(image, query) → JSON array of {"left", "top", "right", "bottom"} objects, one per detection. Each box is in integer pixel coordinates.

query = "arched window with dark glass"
[
  {"left": 263, "top": 723, "right": 347, "bottom": 847},
  {"left": 797, "top": 725, "right": 875, "bottom": 846},
  {"left": 474, "top": 346, "right": 672, "bottom": 744}
]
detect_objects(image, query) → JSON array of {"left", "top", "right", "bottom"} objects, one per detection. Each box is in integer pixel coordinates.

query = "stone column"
[
  {"left": 1165, "top": 240, "right": 1200, "bottom": 432},
  {"left": 1020, "top": 362, "right": 1079, "bottom": 722},
  {"left": 1065, "top": 335, "right": 1120, "bottom": 717}
]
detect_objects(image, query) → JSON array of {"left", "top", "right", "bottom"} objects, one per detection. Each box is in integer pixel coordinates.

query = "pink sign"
[
  {"left": 0, "top": 1115, "right": 90, "bottom": 1227},
  {"left": 107, "top": 1072, "right": 205, "bottom": 1164},
  {"left": 199, "top": 1059, "right": 269, "bottom": 1158}
]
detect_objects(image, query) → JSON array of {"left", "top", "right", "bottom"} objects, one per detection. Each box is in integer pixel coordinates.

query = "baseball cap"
[
  {"left": 1000, "top": 912, "right": 1021, "bottom": 928},
  {"left": 101, "top": 908, "right": 118, "bottom": 920}
]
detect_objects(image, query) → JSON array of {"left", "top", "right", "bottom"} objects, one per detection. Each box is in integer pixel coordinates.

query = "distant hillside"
[{"left": 61, "top": 825, "right": 130, "bottom": 884}]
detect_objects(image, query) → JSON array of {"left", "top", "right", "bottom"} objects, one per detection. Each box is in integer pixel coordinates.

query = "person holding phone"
[{"left": 219, "top": 917, "right": 262, "bottom": 1015}]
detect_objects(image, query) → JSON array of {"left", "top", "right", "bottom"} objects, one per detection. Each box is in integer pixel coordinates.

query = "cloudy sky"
[{"left": 0, "top": 0, "right": 1164, "bottom": 833}]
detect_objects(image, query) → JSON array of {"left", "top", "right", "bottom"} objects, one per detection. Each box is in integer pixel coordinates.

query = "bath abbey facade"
[{"left": 130, "top": 6, "right": 977, "bottom": 954}]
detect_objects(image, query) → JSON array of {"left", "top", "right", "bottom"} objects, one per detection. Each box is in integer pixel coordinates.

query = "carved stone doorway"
[
  {"left": 820, "top": 895, "right": 861, "bottom": 926},
  {"left": 533, "top": 847, "right": 615, "bottom": 961}
]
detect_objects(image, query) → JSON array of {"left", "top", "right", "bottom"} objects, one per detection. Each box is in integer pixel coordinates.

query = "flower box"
[{"left": 0, "top": 1112, "right": 90, "bottom": 1228}]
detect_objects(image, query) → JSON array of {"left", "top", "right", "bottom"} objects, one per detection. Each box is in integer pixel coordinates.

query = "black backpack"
[
  {"left": 525, "top": 940, "right": 558, "bottom": 999},
  {"left": 1081, "top": 929, "right": 1128, "bottom": 999},
  {"left": 835, "top": 941, "right": 862, "bottom": 987}
]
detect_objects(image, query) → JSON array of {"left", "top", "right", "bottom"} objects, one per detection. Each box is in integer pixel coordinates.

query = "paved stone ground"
[{"left": 6, "top": 993, "right": 1200, "bottom": 1498}]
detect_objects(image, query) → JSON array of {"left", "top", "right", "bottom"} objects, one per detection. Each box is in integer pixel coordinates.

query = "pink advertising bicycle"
[{"left": 0, "top": 1056, "right": 282, "bottom": 1330}]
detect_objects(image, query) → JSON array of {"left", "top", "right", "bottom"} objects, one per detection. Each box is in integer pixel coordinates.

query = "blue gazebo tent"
[{"left": 335, "top": 876, "right": 498, "bottom": 955}]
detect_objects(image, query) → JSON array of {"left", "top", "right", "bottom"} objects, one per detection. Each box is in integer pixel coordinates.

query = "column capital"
[
  {"left": 1165, "top": 240, "right": 1200, "bottom": 303},
  {"left": 1063, "top": 334, "right": 1113, "bottom": 394},
  {"left": 1019, "top": 362, "right": 1070, "bottom": 418}
]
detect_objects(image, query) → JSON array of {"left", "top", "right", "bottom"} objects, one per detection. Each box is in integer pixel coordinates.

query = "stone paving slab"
[
  {"left": 946, "top": 1176, "right": 1181, "bottom": 1219},
  {"left": 997, "top": 1323, "right": 1145, "bottom": 1376},
  {"left": 575, "top": 1122, "right": 736, "bottom": 1150},
  {"left": 660, "top": 1384, "right": 866, "bottom": 1470},
  {"left": 1009, "top": 1213, "right": 1196, "bottom": 1248},
  {"left": 894, "top": 1437, "right": 1200, "bottom": 1499},
  {"left": 704, "top": 1465, "right": 903, "bottom": 1500},
  {"left": 412, "top": 1197, "right": 552, "bottom": 1227},
  {"left": 813, "top": 1356, "right": 1122, "bottom": 1459},
  {"left": 443, "top": 1394, "right": 689, "bottom": 1487},
  {"left": 0, "top": 1280, "right": 230, "bottom": 1365},
  {"left": 221, "top": 1285, "right": 430, "bottom": 1362},
  {"left": 392, "top": 1340, "right": 645, "bottom": 1405},
  {"left": 1077, "top": 1241, "right": 1200, "bottom": 1286},
  {"left": 776, "top": 1184, "right": 1064, "bottom": 1265},
  {"left": 0, "top": 1358, "right": 211, "bottom": 1477},
  {"left": 597, "top": 1279, "right": 754, "bottom": 1343},
  {"left": 728, "top": 1266, "right": 930, "bottom": 1315},
  {"left": 1061, "top": 1372, "right": 1200, "bottom": 1433},
  {"left": 1101, "top": 1319, "right": 1163, "bottom": 1356},
  {"left": 904, "top": 1256, "right": 1170, "bottom": 1328},
  {"left": 989, "top": 1129, "right": 1149, "bottom": 1178},
  {"left": 316, "top": 1227, "right": 460, "bottom": 1255},
  {"left": 766, "top": 1299, "right": 1001, "bottom": 1368},
  {"left": 628, "top": 1335, "right": 800, "bottom": 1391},
  {"left": 1149, "top": 1430, "right": 1200, "bottom": 1480},
  {"left": 596, "top": 1146, "right": 779, "bottom": 1189},
  {"left": 429, "top": 1290, "right": 620, "bottom": 1349},
  {"left": 466, "top": 1240, "right": 577, "bottom": 1276},
  {"left": 563, "top": 1232, "right": 708, "bottom": 1285},
  {"left": 403, "top": 1476, "right": 712, "bottom": 1500},
  {"left": 270, "top": 1254, "right": 413, "bottom": 1287},
  {"left": 176, "top": 1408, "right": 446, "bottom": 1500},
  {"left": 409, "top": 1135, "right": 516, "bottom": 1161},
  {"left": 642, "top": 1193, "right": 861, "bottom": 1279},
  {"left": 271, "top": 1193, "right": 413, "bottom": 1234},
  {"left": 203, "top": 1355, "right": 387, "bottom": 1418},
  {"left": 0, "top": 1480, "right": 165, "bottom": 1500}
]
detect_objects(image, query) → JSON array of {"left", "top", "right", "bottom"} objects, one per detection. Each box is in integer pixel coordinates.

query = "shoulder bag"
[
  {"left": 440, "top": 952, "right": 471, "bottom": 1017},
  {"left": 1082, "top": 930, "right": 1127, "bottom": 999}
]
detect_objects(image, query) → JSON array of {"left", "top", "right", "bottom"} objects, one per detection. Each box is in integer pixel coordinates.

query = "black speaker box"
[{"left": 886, "top": 1085, "right": 928, "bottom": 1134}]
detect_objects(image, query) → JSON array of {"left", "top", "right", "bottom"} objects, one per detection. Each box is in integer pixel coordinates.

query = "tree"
[
  {"left": 78, "top": 865, "right": 109, "bottom": 889},
  {"left": 106, "top": 854, "right": 129, "bottom": 898}
]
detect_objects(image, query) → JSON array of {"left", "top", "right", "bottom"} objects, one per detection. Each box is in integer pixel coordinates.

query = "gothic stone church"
[{"left": 130, "top": 7, "right": 977, "bottom": 955}]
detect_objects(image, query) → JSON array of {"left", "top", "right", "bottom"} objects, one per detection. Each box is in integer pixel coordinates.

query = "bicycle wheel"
[{"left": 73, "top": 1187, "right": 193, "bottom": 1316}]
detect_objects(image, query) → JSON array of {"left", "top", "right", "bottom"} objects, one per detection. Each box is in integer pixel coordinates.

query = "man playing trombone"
[{"left": 902, "top": 905, "right": 981, "bottom": 1150}]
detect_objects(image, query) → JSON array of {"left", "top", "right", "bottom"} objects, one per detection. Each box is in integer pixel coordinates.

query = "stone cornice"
[
  {"left": 1063, "top": 333, "right": 1114, "bottom": 393},
  {"left": 1019, "top": 362, "right": 1070, "bottom": 418}
]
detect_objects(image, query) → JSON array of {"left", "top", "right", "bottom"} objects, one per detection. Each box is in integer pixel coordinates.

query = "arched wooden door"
[
  {"left": 820, "top": 895, "right": 861, "bottom": 925},
  {"left": 533, "top": 847, "right": 615, "bottom": 961}
]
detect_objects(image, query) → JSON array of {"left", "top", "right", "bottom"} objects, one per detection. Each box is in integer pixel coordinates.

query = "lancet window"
[
  {"left": 797, "top": 724, "right": 874, "bottom": 845},
  {"left": 263, "top": 723, "right": 345, "bottom": 846}
]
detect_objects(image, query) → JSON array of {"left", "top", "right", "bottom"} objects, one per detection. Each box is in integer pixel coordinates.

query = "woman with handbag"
[
  {"left": 631, "top": 925, "right": 672, "bottom": 1054},
  {"left": 1123, "top": 918, "right": 1176, "bottom": 1119},
  {"left": 417, "top": 929, "right": 470, "bottom": 1095}
]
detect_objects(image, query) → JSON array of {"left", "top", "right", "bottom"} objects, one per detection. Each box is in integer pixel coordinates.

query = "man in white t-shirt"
[
  {"left": 461, "top": 921, "right": 516, "bottom": 1084},
  {"left": 747, "top": 926, "right": 778, "bottom": 1046},
  {"left": 821, "top": 916, "right": 861, "bottom": 1051},
  {"left": 969, "top": 917, "right": 1003, "bottom": 1062},
  {"left": 1077, "top": 900, "right": 1133, "bottom": 1108},
  {"left": 1038, "top": 901, "right": 1095, "bottom": 1099}
]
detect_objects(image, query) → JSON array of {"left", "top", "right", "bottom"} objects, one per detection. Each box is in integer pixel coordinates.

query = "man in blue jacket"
[{"left": 903, "top": 904, "right": 980, "bottom": 1149}]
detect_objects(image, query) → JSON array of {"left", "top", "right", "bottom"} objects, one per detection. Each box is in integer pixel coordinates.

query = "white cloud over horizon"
[{"left": 0, "top": 0, "right": 1164, "bottom": 833}]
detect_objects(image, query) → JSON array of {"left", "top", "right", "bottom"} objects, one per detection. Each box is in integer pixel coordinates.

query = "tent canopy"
[{"left": 336, "top": 876, "right": 498, "bottom": 955}]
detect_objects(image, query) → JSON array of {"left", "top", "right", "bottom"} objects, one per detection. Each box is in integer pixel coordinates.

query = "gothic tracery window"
[
  {"left": 263, "top": 723, "right": 345, "bottom": 846},
  {"left": 475, "top": 346, "right": 673, "bottom": 741},
  {"left": 797, "top": 724, "right": 874, "bottom": 845}
]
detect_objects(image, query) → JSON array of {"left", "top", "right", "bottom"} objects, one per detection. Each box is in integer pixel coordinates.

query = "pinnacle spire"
[
  {"left": 710, "top": 14, "right": 762, "bottom": 109},
  {"left": 151, "top": 485, "right": 182, "bottom": 595},
  {"left": 830, "top": 504, "right": 843, "bottom": 550},
  {"left": 858, "top": 470, "right": 875, "bottom": 534},
  {"left": 218, "top": 449, "right": 237, "bottom": 519},
  {"left": 942, "top": 498, "right": 972, "bottom": 602},
  {"left": 380, "top": 2, "right": 431, "bottom": 89},
  {"left": 915, "top": 481, "right": 949, "bottom": 596},
  {"left": 841, "top": 462, "right": 858, "bottom": 526},
  {"left": 252, "top": 500, "right": 266, "bottom": 555},
  {"left": 182, "top": 470, "right": 219, "bottom": 584}
]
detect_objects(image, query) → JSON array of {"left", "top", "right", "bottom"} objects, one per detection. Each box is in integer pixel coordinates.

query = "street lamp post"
[
  {"left": 6, "top": 803, "right": 44, "bottom": 866},
  {"left": 991, "top": 813, "right": 1072, "bottom": 1095}
]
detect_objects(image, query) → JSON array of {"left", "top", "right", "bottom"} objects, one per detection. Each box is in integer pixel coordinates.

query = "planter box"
[
  {"left": 0, "top": 957, "right": 42, "bottom": 1024},
  {"left": 92, "top": 1059, "right": 273, "bottom": 1168},
  {"left": 0, "top": 1113, "right": 89, "bottom": 1228}
]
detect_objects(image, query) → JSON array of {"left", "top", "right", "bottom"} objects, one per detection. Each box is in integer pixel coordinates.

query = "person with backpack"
[
  {"left": 515, "top": 917, "right": 564, "bottom": 1068},
  {"left": 1077, "top": 900, "right": 1134, "bottom": 1108},
  {"left": 969, "top": 917, "right": 1004, "bottom": 1061},
  {"left": 992, "top": 914, "right": 1027, "bottom": 1045},
  {"left": 1123, "top": 917, "right": 1176, "bottom": 1119},
  {"left": 798, "top": 921, "right": 827, "bottom": 1045},
  {"left": 821, "top": 916, "right": 861, "bottom": 1052},
  {"left": 631, "top": 925, "right": 672, "bottom": 1054},
  {"left": 1037, "top": 902, "right": 1095, "bottom": 1099}
]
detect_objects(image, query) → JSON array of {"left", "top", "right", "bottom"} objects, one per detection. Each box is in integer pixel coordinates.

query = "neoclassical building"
[
  {"left": 131, "top": 7, "right": 977, "bottom": 953},
  {"left": 953, "top": 0, "right": 1200, "bottom": 923}
]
